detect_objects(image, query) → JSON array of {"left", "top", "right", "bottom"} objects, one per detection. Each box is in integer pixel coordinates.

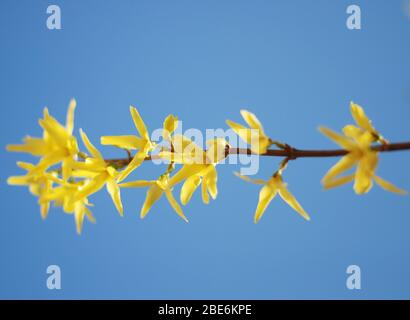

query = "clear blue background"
[{"left": 1, "top": 0, "right": 410, "bottom": 299}]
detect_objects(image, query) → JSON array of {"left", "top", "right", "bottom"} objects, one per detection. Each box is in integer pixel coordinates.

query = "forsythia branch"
[
  {"left": 6, "top": 99, "right": 410, "bottom": 233},
  {"left": 105, "top": 141, "right": 410, "bottom": 167}
]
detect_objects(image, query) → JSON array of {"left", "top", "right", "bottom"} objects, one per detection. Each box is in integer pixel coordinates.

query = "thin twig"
[{"left": 103, "top": 141, "right": 410, "bottom": 167}]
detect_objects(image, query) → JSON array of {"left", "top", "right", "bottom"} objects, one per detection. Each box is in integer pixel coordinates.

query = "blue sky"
[{"left": 1, "top": 0, "right": 410, "bottom": 299}]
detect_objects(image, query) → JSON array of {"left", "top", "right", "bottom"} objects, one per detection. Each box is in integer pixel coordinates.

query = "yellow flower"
[
  {"left": 320, "top": 125, "right": 406, "bottom": 195},
  {"left": 101, "top": 106, "right": 155, "bottom": 182},
  {"left": 119, "top": 173, "right": 188, "bottom": 222},
  {"left": 39, "top": 181, "right": 95, "bottom": 234},
  {"left": 159, "top": 135, "right": 229, "bottom": 205},
  {"left": 226, "top": 110, "right": 275, "bottom": 154},
  {"left": 72, "top": 129, "right": 124, "bottom": 215},
  {"left": 163, "top": 114, "right": 178, "bottom": 141},
  {"left": 7, "top": 162, "right": 63, "bottom": 219},
  {"left": 350, "top": 102, "right": 386, "bottom": 144},
  {"left": 235, "top": 168, "right": 310, "bottom": 223},
  {"left": 7, "top": 99, "right": 79, "bottom": 180}
]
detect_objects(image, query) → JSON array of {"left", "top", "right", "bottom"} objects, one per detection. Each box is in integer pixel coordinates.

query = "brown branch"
[{"left": 104, "top": 141, "right": 410, "bottom": 167}]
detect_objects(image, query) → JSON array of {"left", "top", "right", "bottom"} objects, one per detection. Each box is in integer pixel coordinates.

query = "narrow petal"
[
  {"left": 319, "top": 127, "right": 356, "bottom": 150},
  {"left": 39, "top": 115, "right": 70, "bottom": 147},
  {"left": 16, "top": 162, "right": 36, "bottom": 170},
  {"left": 240, "top": 110, "right": 265, "bottom": 134},
  {"left": 350, "top": 102, "right": 375, "bottom": 133},
  {"left": 29, "top": 150, "right": 67, "bottom": 174},
  {"left": 168, "top": 164, "right": 205, "bottom": 187},
  {"left": 140, "top": 184, "right": 163, "bottom": 219},
  {"left": 62, "top": 158, "right": 73, "bottom": 181},
  {"left": 163, "top": 114, "right": 178, "bottom": 140},
  {"left": 323, "top": 175, "right": 355, "bottom": 189},
  {"left": 130, "top": 106, "right": 150, "bottom": 141},
  {"left": 226, "top": 120, "right": 253, "bottom": 145},
  {"left": 180, "top": 175, "right": 201, "bottom": 205},
  {"left": 84, "top": 206, "right": 96, "bottom": 223},
  {"left": 342, "top": 125, "right": 364, "bottom": 141},
  {"left": 71, "top": 169, "right": 100, "bottom": 178},
  {"left": 119, "top": 180, "right": 154, "bottom": 188},
  {"left": 6, "top": 137, "right": 49, "bottom": 156},
  {"left": 165, "top": 189, "right": 188, "bottom": 222},
  {"left": 254, "top": 184, "right": 277, "bottom": 223},
  {"left": 7, "top": 176, "right": 30, "bottom": 186},
  {"left": 201, "top": 179, "right": 209, "bottom": 204},
  {"left": 79, "top": 129, "right": 103, "bottom": 160},
  {"left": 75, "top": 172, "right": 108, "bottom": 201},
  {"left": 66, "top": 98, "right": 77, "bottom": 135},
  {"left": 234, "top": 172, "right": 267, "bottom": 185},
  {"left": 106, "top": 178, "right": 123, "bottom": 215},
  {"left": 374, "top": 176, "right": 407, "bottom": 195},
  {"left": 203, "top": 165, "right": 218, "bottom": 199},
  {"left": 117, "top": 147, "right": 148, "bottom": 182},
  {"left": 74, "top": 202, "right": 85, "bottom": 234},
  {"left": 321, "top": 154, "right": 357, "bottom": 183},
  {"left": 353, "top": 151, "right": 378, "bottom": 194},
  {"left": 278, "top": 186, "right": 310, "bottom": 221},
  {"left": 101, "top": 135, "right": 144, "bottom": 150},
  {"left": 41, "top": 202, "right": 50, "bottom": 220}
]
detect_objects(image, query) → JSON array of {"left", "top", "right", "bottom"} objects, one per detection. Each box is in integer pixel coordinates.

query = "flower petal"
[
  {"left": 240, "top": 110, "right": 265, "bottom": 134},
  {"left": 374, "top": 176, "right": 407, "bottom": 195},
  {"left": 106, "top": 178, "right": 123, "bottom": 216},
  {"left": 322, "top": 154, "right": 357, "bottom": 183},
  {"left": 203, "top": 165, "right": 218, "bottom": 199},
  {"left": 7, "top": 175, "right": 30, "bottom": 186},
  {"left": 350, "top": 102, "right": 375, "bottom": 133},
  {"left": 29, "top": 149, "right": 67, "bottom": 174},
  {"left": 322, "top": 175, "right": 355, "bottom": 189},
  {"left": 39, "top": 114, "right": 70, "bottom": 148},
  {"left": 117, "top": 146, "right": 148, "bottom": 182},
  {"left": 75, "top": 172, "right": 108, "bottom": 201},
  {"left": 41, "top": 202, "right": 50, "bottom": 220},
  {"left": 119, "top": 180, "right": 154, "bottom": 188},
  {"left": 319, "top": 126, "right": 356, "bottom": 150},
  {"left": 278, "top": 186, "right": 310, "bottom": 221},
  {"left": 130, "top": 106, "right": 150, "bottom": 141},
  {"left": 101, "top": 135, "right": 144, "bottom": 150},
  {"left": 226, "top": 120, "right": 253, "bottom": 145},
  {"left": 353, "top": 151, "right": 378, "bottom": 194},
  {"left": 168, "top": 164, "right": 206, "bottom": 187},
  {"left": 254, "top": 184, "right": 277, "bottom": 223},
  {"left": 201, "top": 179, "right": 209, "bottom": 204},
  {"left": 66, "top": 98, "right": 76, "bottom": 135},
  {"left": 74, "top": 202, "right": 86, "bottom": 234},
  {"left": 6, "top": 137, "right": 49, "bottom": 156},
  {"left": 80, "top": 129, "right": 103, "bottom": 160},
  {"left": 165, "top": 189, "right": 188, "bottom": 222},
  {"left": 140, "top": 184, "right": 163, "bottom": 219},
  {"left": 234, "top": 172, "right": 267, "bottom": 185},
  {"left": 180, "top": 175, "right": 201, "bottom": 205},
  {"left": 163, "top": 114, "right": 178, "bottom": 141},
  {"left": 342, "top": 125, "right": 364, "bottom": 141}
]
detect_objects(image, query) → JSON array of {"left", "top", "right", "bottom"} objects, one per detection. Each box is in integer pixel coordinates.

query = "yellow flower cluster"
[
  {"left": 319, "top": 102, "right": 406, "bottom": 195},
  {"left": 7, "top": 100, "right": 407, "bottom": 233},
  {"left": 7, "top": 100, "right": 229, "bottom": 233}
]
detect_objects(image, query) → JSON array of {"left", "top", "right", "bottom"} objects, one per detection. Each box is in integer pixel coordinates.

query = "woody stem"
[{"left": 103, "top": 141, "right": 410, "bottom": 167}]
